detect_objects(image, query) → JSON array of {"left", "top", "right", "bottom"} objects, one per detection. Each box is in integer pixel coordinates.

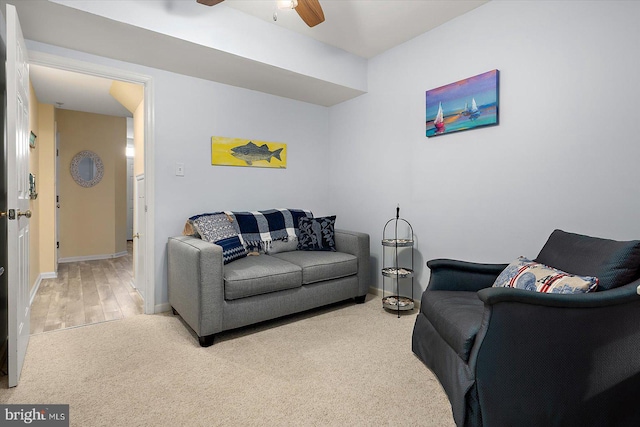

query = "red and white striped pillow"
[{"left": 493, "top": 256, "right": 598, "bottom": 294}]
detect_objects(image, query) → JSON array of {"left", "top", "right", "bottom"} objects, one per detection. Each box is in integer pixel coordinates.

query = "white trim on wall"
[
  {"left": 58, "top": 251, "right": 128, "bottom": 263},
  {"left": 28, "top": 50, "right": 156, "bottom": 315},
  {"left": 155, "top": 302, "right": 171, "bottom": 314},
  {"left": 29, "top": 272, "right": 58, "bottom": 307}
]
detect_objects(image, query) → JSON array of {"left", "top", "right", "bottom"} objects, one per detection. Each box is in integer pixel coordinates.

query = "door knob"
[
  {"left": 133, "top": 233, "right": 140, "bottom": 239},
  {"left": 18, "top": 210, "right": 32, "bottom": 218}
]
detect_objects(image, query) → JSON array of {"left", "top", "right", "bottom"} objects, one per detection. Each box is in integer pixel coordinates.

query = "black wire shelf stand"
[{"left": 381, "top": 206, "right": 414, "bottom": 318}]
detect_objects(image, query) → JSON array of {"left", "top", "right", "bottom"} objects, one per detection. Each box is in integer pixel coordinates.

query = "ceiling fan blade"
[
  {"left": 295, "top": 0, "right": 325, "bottom": 27},
  {"left": 197, "top": 0, "right": 224, "bottom": 6}
]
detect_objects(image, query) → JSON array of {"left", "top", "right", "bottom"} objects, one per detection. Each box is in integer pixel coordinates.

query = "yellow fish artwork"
[{"left": 211, "top": 137, "right": 287, "bottom": 168}]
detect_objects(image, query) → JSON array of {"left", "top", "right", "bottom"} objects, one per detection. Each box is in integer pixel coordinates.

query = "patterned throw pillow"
[
  {"left": 191, "top": 213, "right": 247, "bottom": 264},
  {"left": 265, "top": 238, "right": 299, "bottom": 254},
  {"left": 297, "top": 216, "right": 336, "bottom": 251},
  {"left": 215, "top": 236, "right": 248, "bottom": 264},
  {"left": 493, "top": 256, "right": 598, "bottom": 294}
]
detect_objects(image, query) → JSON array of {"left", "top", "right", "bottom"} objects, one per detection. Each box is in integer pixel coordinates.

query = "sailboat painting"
[{"left": 426, "top": 70, "right": 499, "bottom": 137}]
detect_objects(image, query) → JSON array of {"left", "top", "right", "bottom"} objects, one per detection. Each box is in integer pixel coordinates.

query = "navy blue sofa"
[{"left": 412, "top": 229, "right": 640, "bottom": 427}]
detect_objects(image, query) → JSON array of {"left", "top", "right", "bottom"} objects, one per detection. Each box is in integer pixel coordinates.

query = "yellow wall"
[
  {"left": 109, "top": 81, "right": 142, "bottom": 114},
  {"left": 28, "top": 82, "right": 40, "bottom": 291},
  {"left": 38, "top": 104, "right": 56, "bottom": 274},
  {"left": 109, "top": 80, "right": 143, "bottom": 278},
  {"left": 57, "top": 110, "right": 127, "bottom": 259},
  {"left": 28, "top": 85, "right": 57, "bottom": 291},
  {"left": 109, "top": 80, "right": 144, "bottom": 175}
]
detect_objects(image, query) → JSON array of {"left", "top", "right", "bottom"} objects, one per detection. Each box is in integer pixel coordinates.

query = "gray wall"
[
  {"left": 27, "top": 40, "right": 332, "bottom": 309},
  {"left": 328, "top": 0, "right": 640, "bottom": 295},
  {"left": 26, "top": 0, "right": 640, "bottom": 309},
  {"left": 153, "top": 71, "right": 332, "bottom": 305}
]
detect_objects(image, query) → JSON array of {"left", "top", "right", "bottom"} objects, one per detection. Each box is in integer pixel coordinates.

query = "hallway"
[{"left": 30, "top": 241, "right": 143, "bottom": 334}]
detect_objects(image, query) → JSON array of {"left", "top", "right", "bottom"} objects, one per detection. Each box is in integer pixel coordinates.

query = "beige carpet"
[{"left": 0, "top": 296, "right": 454, "bottom": 426}]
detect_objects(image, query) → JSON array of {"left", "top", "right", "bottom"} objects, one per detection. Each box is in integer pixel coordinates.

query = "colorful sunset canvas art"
[
  {"left": 211, "top": 137, "right": 287, "bottom": 168},
  {"left": 426, "top": 69, "right": 499, "bottom": 137}
]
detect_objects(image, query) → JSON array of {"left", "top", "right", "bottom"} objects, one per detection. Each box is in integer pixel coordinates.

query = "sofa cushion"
[
  {"left": 271, "top": 250, "right": 357, "bottom": 285},
  {"left": 224, "top": 255, "right": 302, "bottom": 300},
  {"left": 421, "top": 291, "right": 484, "bottom": 362},
  {"left": 298, "top": 216, "right": 337, "bottom": 251},
  {"left": 493, "top": 257, "right": 599, "bottom": 294},
  {"left": 535, "top": 229, "right": 640, "bottom": 290}
]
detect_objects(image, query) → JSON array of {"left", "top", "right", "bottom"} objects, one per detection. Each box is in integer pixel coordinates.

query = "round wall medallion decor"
[{"left": 70, "top": 150, "right": 104, "bottom": 188}]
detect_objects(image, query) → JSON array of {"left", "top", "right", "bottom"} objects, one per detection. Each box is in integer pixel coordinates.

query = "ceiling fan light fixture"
[
  {"left": 277, "top": 0, "right": 298, "bottom": 10},
  {"left": 294, "top": 0, "right": 324, "bottom": 27}
]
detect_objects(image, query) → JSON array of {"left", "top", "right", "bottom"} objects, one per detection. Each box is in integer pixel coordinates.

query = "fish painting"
[
  {"left": 231, "top": 141, "right": 283, "bottom": 165},
  {"left": 211, "top": 136, "right": 287, "bottom": 168}
]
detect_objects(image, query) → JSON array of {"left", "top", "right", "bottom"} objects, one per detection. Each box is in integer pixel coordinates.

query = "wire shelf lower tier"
[
  {"left": 382, "top": 295, "right": 415, "bottom": 311},
  {"left": 381, "top": 267, "right": 413, "bottom": 279},
  {"left": 381, "top": 238, "right": 414, "bottom": 247}
]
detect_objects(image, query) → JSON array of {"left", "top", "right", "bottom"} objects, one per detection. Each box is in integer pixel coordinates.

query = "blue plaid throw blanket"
[{"left": 225, "top": 209, "right": 313, "bottom": 250}]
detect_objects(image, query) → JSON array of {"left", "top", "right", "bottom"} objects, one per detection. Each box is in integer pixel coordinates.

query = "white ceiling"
[
  {"left": 30, "top": 65, "right": 132, "bottom": 117},
  {"left": 224, "top": 0, "right": 488, "bottom": 59},
  {"left": 16, "top": 0, "right": 488, "bottom": 114}
]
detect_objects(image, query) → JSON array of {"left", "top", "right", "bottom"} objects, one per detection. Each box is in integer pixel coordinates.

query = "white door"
[
  {"left": 6, "top": 4, "right": 31, "bottom": 388},
  {"left": 134, "top": 174, "right": 145, "bottom": 300},
  {"left": 126, "top": 156, "right": 134, "bottom": 240}
]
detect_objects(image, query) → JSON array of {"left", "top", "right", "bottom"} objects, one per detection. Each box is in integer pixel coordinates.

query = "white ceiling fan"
[{"left": 197, "top": 0, "right": 325, "bottom": 27}]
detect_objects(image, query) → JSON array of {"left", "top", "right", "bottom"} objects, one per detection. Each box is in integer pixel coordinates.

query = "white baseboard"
[
  {"left": 368, "top": 286, "right": 421, "bottom": 310},
  {"left": 30, "top": 272, "right": 58, "bottom": 306},
  {"left": 59, "top": 251, "right": 128, "bottom": 263},
  {"left": 30, "top": 277, "right": 42, "bottom": 307},
  {"left": 155, "top": 302, "right": 171, "bottom": 314}
]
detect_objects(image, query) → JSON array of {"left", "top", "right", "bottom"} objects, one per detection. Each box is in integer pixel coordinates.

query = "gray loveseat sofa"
[
  {"left": 168, "top": 229, "right": 370, "bottom": 347},
  {"left": 412, "top": 229, "right": 640, "bottom": 426}
]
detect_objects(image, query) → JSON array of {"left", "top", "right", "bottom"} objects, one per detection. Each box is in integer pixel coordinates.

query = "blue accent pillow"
[
  {"left": 297, "top": 216, "right": 336, "bottom": 251},
  {"left": 216, "top": 236, "right": 248, "bottom": 264},
  {"left": 191, "top": 213, "right": 247, "bottom": 264},
  {"left": 191, "top": 212, "right": 236, "bottom": 242}
]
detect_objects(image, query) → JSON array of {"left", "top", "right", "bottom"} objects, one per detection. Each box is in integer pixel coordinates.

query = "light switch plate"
[{"left": 175, "top": 162, "right": 185, "bottom": 176}]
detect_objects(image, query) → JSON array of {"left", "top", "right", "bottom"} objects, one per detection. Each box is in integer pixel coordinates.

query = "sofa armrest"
[
  {"left": 471, "top": 278, "right": 640, "bottom": 425},
  {"left": 167, "top": 236, "right": 224, "bottom": 337},
  {"left": 335, "top": 229, "right": 371, "bottom": 297},
  {"left": 477, "top": 279, "right": 640, "bottom": 308},
  {"left": 426, "top": 259, "right": 507, "bottom": 292}
]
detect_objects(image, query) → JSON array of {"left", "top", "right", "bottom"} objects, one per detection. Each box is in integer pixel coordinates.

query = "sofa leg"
[
  {"left": 199, "top": 334, "right": 215, "bottom": 347},
  {"left": 354, "top": 294, "right": 367, "bottom": 304}
]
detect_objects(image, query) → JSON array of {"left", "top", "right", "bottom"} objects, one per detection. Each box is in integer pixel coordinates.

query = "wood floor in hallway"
[{"left": 30, "top": 242, "right": 143, "bottom": 334}]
